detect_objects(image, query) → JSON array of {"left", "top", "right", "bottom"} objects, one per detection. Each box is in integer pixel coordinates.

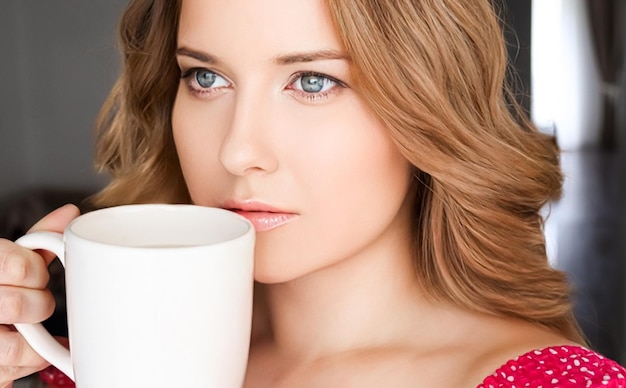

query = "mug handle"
[{"left": 14, "top": 231, "right": 74, "bottom": 381}]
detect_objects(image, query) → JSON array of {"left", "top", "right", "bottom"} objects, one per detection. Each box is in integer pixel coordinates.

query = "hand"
[{"left": 0, "top": 205, "right": 79, "bottom": 387}]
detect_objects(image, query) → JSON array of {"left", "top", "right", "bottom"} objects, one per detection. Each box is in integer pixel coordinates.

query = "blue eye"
[
  {"left": 300, "top": 75, "right": 328, "bottom": 93},
  {"left": 292, "top": 73, "right": 337, "bottom": 94},
  {"left": 195, "top": 70, "right": 217, "bottom": 88}
]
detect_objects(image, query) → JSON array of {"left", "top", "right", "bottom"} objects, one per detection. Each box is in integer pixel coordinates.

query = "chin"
[{"left": 253, "top": 262, "right": 298, "bottom": 284}]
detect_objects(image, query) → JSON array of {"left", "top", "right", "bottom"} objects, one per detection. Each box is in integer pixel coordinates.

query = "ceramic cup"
[{"left": 15, "top": 204, "right": 255, "bottom": 388}]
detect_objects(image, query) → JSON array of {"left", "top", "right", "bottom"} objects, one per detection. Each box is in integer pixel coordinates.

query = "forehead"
[{"left": 178, "top": 0, "right": 343, "bottom": 57}]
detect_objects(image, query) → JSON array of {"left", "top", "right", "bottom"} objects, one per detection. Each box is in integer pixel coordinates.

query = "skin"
[
  {"left": 0, "top": 0, "right": 575, "bottom": 386},
  {"left": 172, "top": 0, "right": 575, "bottom": 387}
]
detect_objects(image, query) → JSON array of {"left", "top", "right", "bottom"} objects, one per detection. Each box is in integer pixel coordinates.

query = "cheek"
[
  {"left": 172, "top": 99, "right": 201, "bottom": 187},
  {"left": 325, "top": 138, "right": 410, "bottom": 228},
  {"left": 296, "top": 104, "right": 411, "bottom": 210},
  {"left": 171, "top": 93, "right": 226, "bottom": 203},
  {"left": 288, "top": 107, "right": 412, "bottom": 246}
]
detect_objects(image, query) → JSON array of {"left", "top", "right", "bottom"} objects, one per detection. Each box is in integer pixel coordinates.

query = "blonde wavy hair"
[{"left": 93, "top": 0, "right": 585, "bottom": 343}]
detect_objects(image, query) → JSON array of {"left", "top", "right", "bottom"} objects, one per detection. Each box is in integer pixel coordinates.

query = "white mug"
[{"left": 15, "top": 204, "right": 255, "bottom": 387}]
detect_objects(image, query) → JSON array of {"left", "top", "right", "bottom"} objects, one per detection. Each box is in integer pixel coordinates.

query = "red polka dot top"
[{"left": 478, "top": 345, "right": 626, "bottom": 387}]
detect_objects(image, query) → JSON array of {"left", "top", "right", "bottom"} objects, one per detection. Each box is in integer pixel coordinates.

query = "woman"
[{"left": 1, "top": 0, "right": 625, "bottom": 386}]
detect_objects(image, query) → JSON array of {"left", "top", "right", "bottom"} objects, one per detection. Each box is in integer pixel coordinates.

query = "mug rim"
[{"left": 66, "top": 204, "right": 254, "bottom": 249}]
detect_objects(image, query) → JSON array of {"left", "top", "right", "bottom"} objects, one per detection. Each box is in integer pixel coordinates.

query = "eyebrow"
[
  {"left": 273, "top": 50, "right": 349, "bottom": 65},
  {"left": 176, "top": 47, "right": 216, "bottom": 63},
  {"left": 175, "top": 47, "right": 349, "bottom": 65}
]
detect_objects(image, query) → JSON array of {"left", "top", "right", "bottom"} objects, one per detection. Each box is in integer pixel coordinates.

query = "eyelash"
[{"left": 179, "top": 68, "right": 346, "bottom": 103}]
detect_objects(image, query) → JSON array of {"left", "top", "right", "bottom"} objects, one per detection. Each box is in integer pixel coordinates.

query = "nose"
[{"left": 219, "top": 90, "right": 279, "bottom": 176}]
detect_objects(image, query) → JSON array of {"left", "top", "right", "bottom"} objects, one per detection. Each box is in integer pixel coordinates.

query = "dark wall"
[
  {"left": 619, "top": 3, "right": 626, "bottom": 152},
  {"left": 497, "top": 0, "right": 533, "bottom": 114}
]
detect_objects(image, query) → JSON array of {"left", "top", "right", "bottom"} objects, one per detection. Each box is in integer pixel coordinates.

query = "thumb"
[
  {"left": 27, "top": 204, "right": 81, "bottom": 264},
  {"left": 27, "top": 204, "right": 80, "bottom": 234}
]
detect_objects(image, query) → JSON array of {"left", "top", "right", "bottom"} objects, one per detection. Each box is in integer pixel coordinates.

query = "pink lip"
[{"left": 223, "top": 200, "right": 298, "bottom": 232}]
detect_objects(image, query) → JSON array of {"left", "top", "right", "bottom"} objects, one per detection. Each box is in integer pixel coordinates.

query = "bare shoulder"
[
  {"left": 245, "top": 316, "right": 593, "bottom": 388},
  {"left": 246, "top": 340, "right": 509, "bottom": 388},
  {"left": 285, "top": 345, "right": 474, "bottom": 388},
  {"left": 246, "top": 341, "right": 468, "bottom": 388},
  {"left": 376, "top": 310, "right": 588, "bottom": 387}
]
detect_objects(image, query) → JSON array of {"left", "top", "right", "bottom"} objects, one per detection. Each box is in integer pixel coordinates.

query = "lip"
[{"left": 222, "top": 200, "right": 298, "bottom": 232}]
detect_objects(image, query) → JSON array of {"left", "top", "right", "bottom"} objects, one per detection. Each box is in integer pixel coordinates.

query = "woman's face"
[{"left": 173, "top": 0, "right": 413, "bottom": 283}]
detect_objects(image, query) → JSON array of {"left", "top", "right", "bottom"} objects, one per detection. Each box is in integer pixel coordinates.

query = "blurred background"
[{"left": 0, "top": 0, "right": 624, "bottom": 368}]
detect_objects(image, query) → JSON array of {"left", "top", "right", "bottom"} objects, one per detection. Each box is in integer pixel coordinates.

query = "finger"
[
  {"left": 0, "top": 287, "right": 55, "bottom": 325},
  {"left": 0, "top": 240, "right": 50, "bottom": 289},
  {"left": 27, "top": 205, "right": 80, "bottom": 265},
  {"left": 0, "top": 365, "right": 47, "bottom": 385},
  {"left": 0, "top": 327, "right": 50, "bottom": 385},
  {"left": 0, "top": 326, "right": 49, "bottom": 370}
]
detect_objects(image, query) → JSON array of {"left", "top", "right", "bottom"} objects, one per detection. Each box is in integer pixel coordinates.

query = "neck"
[{"left": 256, "top": 223, "right": 442, "bottom": 360}]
